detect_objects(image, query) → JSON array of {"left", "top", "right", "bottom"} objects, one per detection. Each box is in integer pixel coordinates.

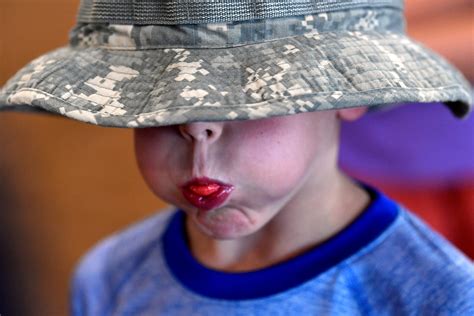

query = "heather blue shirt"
[{"left": 71, "top": 189, "right": 474, "bottom": 315}]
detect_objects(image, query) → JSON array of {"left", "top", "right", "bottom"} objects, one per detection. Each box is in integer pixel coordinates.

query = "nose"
[{"left": 178, "top": 122, "right": 223, "bottom": 144}]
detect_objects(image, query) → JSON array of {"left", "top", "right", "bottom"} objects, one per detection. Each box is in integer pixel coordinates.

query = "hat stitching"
[
  {"left": 36, "top": 72, "right": 457, "bottom": 109},
  {"left": 78, "top": 50, "right": 458, "bottom": 94},
  {"left": 74, "top": 27, "right": 403, "bottom": 51},
  {"left": 11, "top": 84, "right": 467, "bottom": 116}
]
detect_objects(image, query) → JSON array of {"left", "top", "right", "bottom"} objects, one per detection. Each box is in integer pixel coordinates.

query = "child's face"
[{"left": 135, "top": 110, "right": 358, "bottom": 240}]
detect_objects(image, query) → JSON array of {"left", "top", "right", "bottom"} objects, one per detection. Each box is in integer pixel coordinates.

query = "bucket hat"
[{"left": 0, "top": 0, "right": 471, "bottom": 127}]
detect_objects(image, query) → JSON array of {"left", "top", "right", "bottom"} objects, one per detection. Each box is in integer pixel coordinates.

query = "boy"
[{"left": 1, "top": 0, "right": 473, "bottom": 315}]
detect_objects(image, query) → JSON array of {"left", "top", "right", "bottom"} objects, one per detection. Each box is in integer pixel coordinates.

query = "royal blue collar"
[{"left": 162, "top": 186, "right": 399, "bottom": 300}]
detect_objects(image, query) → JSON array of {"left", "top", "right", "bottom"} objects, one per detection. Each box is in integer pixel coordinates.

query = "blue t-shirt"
[{"left": 71, "top": 189, "right": 474, "bottom": 315}]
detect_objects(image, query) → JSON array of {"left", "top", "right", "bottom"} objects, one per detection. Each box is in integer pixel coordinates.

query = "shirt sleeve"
[{"left": 69, "top": 237, "right": 116, "bottom": 316}]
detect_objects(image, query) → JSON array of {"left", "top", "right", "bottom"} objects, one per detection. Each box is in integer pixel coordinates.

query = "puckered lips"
[{"left": 181, "top": 177, "right": 234, "bottom": 211}]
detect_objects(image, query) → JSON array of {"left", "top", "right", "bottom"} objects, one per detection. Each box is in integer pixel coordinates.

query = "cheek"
[
  {"left": 135, "top": 130, "right": 164, "bottom": 176},
  {"left": 233, "top": 123, "right": 326, "bottom": 200},
  {"left": 134, "top": 129, "right": 180, "bottom": 198}
]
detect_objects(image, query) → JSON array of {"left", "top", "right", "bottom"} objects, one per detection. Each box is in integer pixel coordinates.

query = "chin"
[
  {"left": 199, "top": 225, "right": 256, "bottom": 240},
  {"left": 193, "top": 207, "right": 259, "bottom": 240}
]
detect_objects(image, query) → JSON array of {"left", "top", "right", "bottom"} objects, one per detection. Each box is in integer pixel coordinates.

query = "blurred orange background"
[
  {"left": 0, "top": 1, "right": 164, "bottom": 314},
  {"left": 0, "top": 1, "right": 472, "bottom": 315}
]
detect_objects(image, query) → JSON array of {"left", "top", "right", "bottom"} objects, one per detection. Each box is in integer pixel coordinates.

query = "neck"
[{"left": 186, "top": 171, "right": 370, "bottom": 272}]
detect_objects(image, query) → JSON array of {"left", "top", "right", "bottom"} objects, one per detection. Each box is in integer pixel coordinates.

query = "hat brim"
[{"left": 0, "top": 31, "right": 471, "bottom": 127}]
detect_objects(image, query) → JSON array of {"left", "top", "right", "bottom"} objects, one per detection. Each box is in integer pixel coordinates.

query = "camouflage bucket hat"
[{"left": 0, "top": 0, "right": 471, "bottom": 127}]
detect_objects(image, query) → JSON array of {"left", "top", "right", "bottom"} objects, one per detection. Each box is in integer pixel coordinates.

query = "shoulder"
[
  {"left": 75, "top": 208, "right": 175, "bottom": 278},
  {"left": 70, "top": 208, "right": 176, "bottom": 316},
  {"left": 396, "top": 211, "right": 473, "bottom": 313},
  {"left": 348, "top": 208, "right": 474, "bottom": 314}
]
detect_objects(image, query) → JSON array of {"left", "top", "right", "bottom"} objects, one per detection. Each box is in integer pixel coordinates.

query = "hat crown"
[{"left": 77, "top": 0, "right": 404, "bottom": 25}]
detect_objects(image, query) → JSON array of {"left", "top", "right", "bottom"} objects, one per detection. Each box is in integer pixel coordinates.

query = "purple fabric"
[{"left": 339, "top": 102, "right": 474, "bottom": 187}]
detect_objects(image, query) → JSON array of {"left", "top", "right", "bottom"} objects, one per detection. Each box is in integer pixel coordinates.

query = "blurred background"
[{"left": 0, "top": 0, "right": 472, "bottom": 315}]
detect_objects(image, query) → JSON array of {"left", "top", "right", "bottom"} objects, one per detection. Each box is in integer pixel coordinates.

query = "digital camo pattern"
[
  {"left": 70, "top": 8, "right": 405, "bottom": 49},
  {"left": 0, "top": 9, "right": 471, "bottom": 127}
]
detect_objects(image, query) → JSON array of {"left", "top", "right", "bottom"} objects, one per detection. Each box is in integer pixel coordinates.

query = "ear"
[{"left": 336, "top": 107, "right": 368, "bottom": 122}]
